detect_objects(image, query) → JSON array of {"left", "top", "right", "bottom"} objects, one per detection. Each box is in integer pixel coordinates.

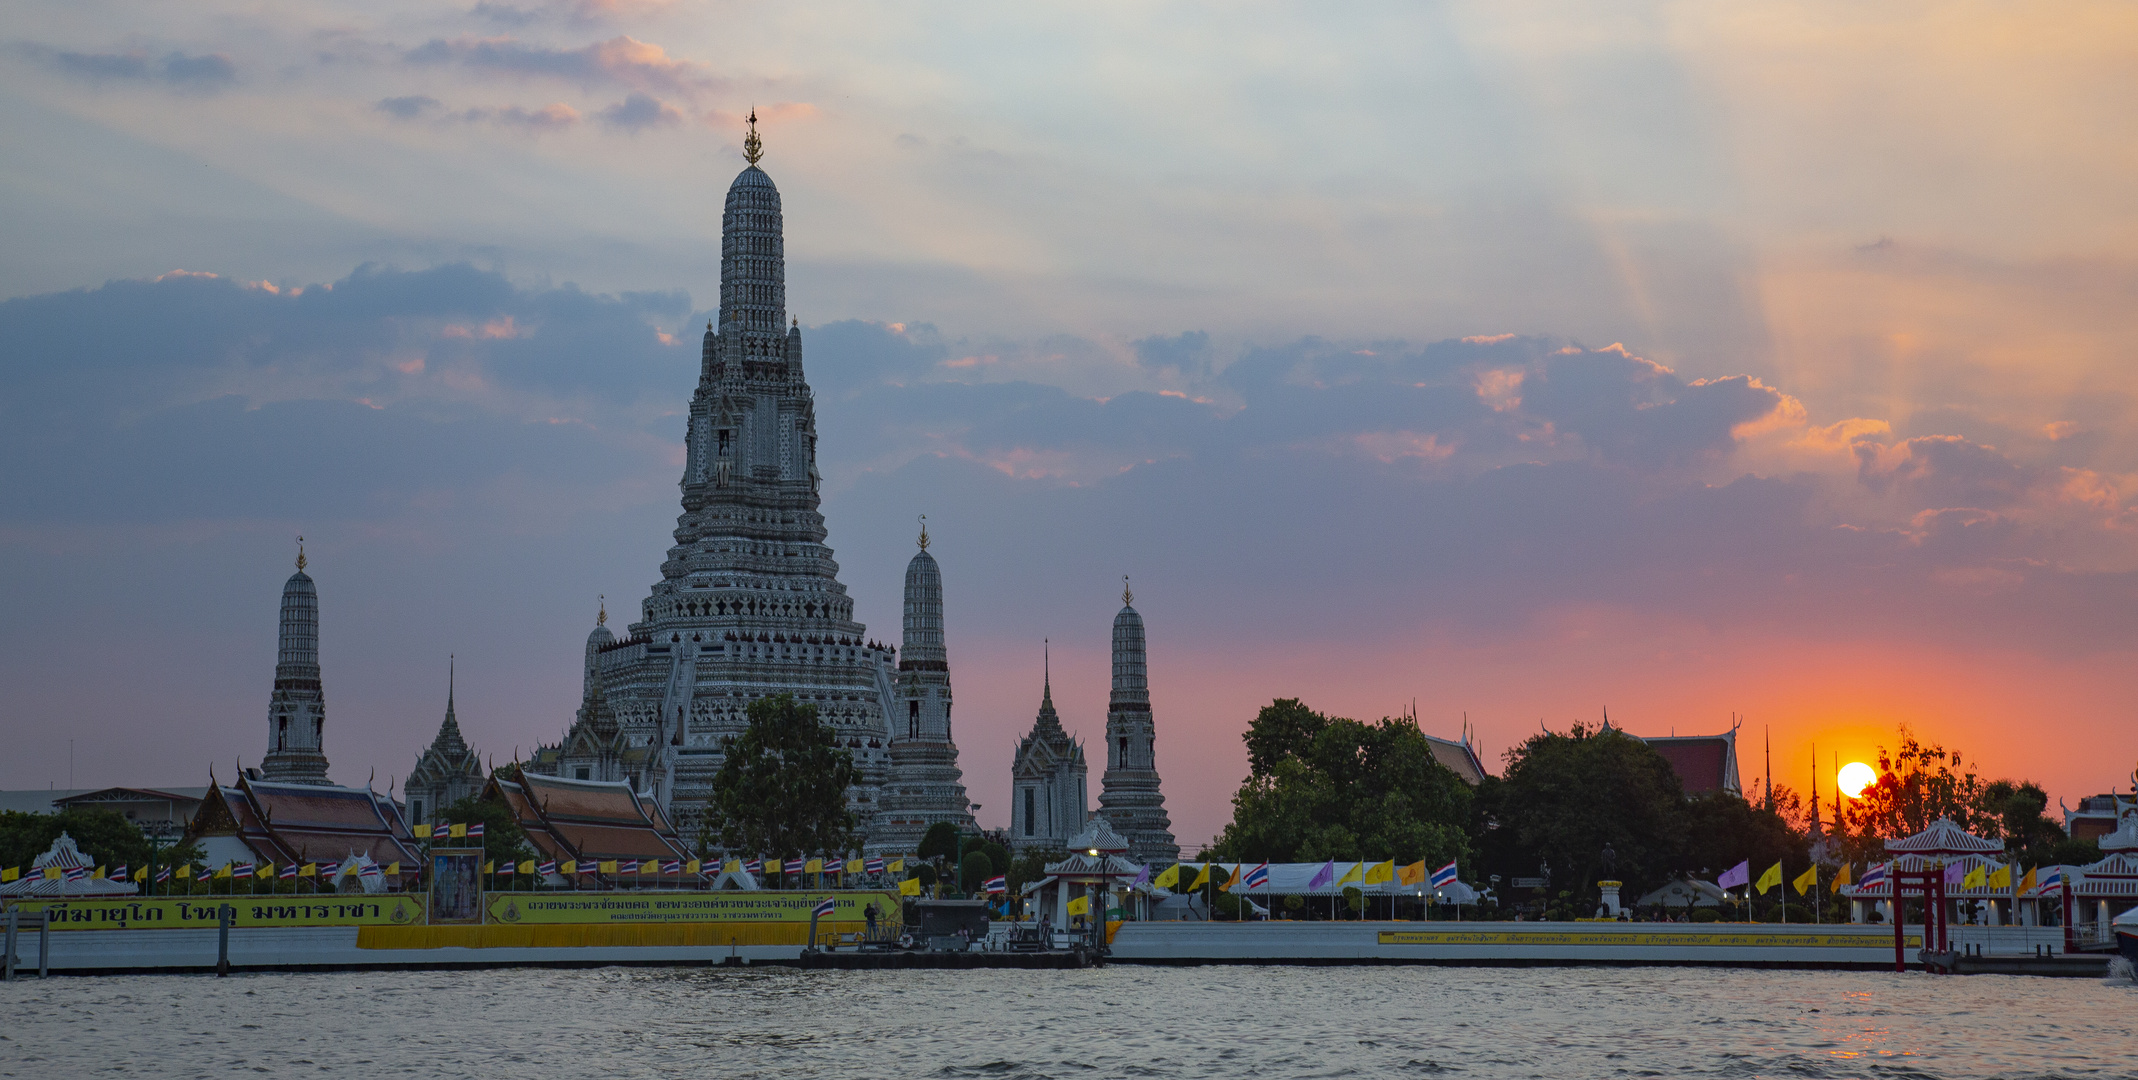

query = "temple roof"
[
  {"left": 1883, "top": 816, "right": 2002, "bottom": 855},
  {"left": 488, "top": 770, "right": 687, "bottom": 864},
  {"left": 185, "top": 775, "right": 418, "bottom": 868}
]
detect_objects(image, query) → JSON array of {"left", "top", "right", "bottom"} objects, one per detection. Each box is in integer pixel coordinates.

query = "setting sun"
[{"left": 1838, "top": 761, "right": 1877, "bottom": 799}]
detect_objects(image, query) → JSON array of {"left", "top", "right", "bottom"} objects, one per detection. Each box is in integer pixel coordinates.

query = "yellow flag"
[
  {"left": 45, "top": 867, "right": 63, "bottom": 880},
  {"left": 1220, "top": 865, "right": 1243, "bottom": 893},
  {"left": 1337, "top": 862, "right": 1364, "bottom": 885},
  {"left": 899, "top": 877, "right": 921, "bottom": 896},
  {"left": 1988, "top": 863, "right": 2011, "bottom": 889},
  {"left": 413, "top": 824, "right": 432, "bottom": 839},
  {"left": 2020, "top": 866, "right": 2037, "bottom": 892},
  {"left": 1189, "top": 863, "right": 1212, "bottom": 890},
  {"left": 1962, "top": 864, "right": 1987, "bottom": 890},
  {"left": 846, "top": 858, "right": 864, "bottom": 874},
  {"left": 1830, "top": 861, "right": 1851, "bottom": 893},
  {"left": 599, "top": 860, "right": 618, "bottom": 874},
  {"left": 386, "top": 862, "right": 400, "bottom": 876},
  {"left": 1153, "top": 863, "right": 1181, "bottom": 889},
  {"left": 261, "top": 862, "right": 278, "bottom": 879},
  {"left": 1398, "top": 861, "right": 1426, "bottom": 886},
  {"left": 517, "top": 860, "right": 535, "bottom": 875},
  {"left": 135, "top": 866, "right": 149, "bottom": 882},
  {"left": 214, "top": 864, "right": 231, "bottom": 879},
  {"left": 299, "top": 862, "right": 316, "bottom": 878},
  {"left": 685, "top": 859, "right": 702, "bottom": 875},
  {"left": 177, "top": 864, "right": 192, "bottom": 880},
  {"left": 1755, "top": 861, "right": 1783, "bottom": 895},
  {"left": 1067, "top": 895, "right": 1089, "bottom": 916},
  {"left": 483, "top": 860, "right": 495, "bottom": 875},
  {"left": 1793, "top": 865, "right": 1819, "bottom": 895},
  {"left": 94, "top": 865, "right": 106, "bottom": 880},
  {"left": 1364, "top": 859, "right": 1396, "bottom": 885},
  {"left": 0, "top": 867, "right": 15, "bottom": 883},
  {"left": 888, "top": 858, "right": 905, "bottom": 873},
  {"left": 723, "top": 859, "right": 742, "bottom": 874},
  {"left": 562, "top": 860, "right": 578, "bottom": 875},
  {"left": 805, "top": 858, "right": 823, "bottom": 874},
  {"left": 449, "top": 824, "right": 467, "bottom": 839}
]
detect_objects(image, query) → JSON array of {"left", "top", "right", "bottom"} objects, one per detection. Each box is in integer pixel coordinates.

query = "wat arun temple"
[{"left": 426, "top": 117, "right": 1183, "bottom": 859}]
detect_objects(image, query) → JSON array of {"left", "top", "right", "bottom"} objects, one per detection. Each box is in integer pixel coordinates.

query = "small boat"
[{"left": 2116, "top": 905, "right": 2138, "bottom": 965}]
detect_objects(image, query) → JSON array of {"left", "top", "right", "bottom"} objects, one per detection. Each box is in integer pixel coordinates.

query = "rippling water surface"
[{"left": 3, "top": 963, "right": 2133, "bottom": 1079}]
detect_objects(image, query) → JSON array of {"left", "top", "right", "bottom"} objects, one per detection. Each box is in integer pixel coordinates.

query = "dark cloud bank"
[{"left": 3, "top": 264, "right": 2127, "bottom": 667}]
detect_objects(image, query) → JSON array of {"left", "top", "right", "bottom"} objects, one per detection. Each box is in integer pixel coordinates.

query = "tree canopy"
[
  {"left": 1212, "top": 699, "right": 1471, "bottom": 868},
  {"left": 1475, "top": 722, "right": 1688, "bottom": 902},
  {"left": 0, "top": 807, "right": 167, "bottom": 872},
  {"left": 706, "top": 693, "right": 858, "bottom": 857},
  {"left": 447, "top": 791, "right": 534, "bottom": 867}
]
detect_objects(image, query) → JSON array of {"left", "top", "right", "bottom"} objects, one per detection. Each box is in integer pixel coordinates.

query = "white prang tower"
[
  {"left": 261, "top": 539, "right": 330, "bottom": 784},
  {"left": 1095, "top": 578, "right": 1178, "bottom": 861},
  {"left": 872, "top": 517, "right": 974, "bottom": 851}
]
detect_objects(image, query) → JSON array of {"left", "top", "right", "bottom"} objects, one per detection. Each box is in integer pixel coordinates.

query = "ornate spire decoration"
[
  {"left": 1122, "top": 575, "right": 1132, "bottom": 607},
  {"left": 917, "top": 513, "right": 930, "bottom": 551},
  {"left": 597, "top": 595, "right": 607, "bottom": 626},
  {"left": 296, "top": 535, "right": 307, "bottom": 571},
  {"left": 743, "top": 108, "right": 762, "bottom": 165}
]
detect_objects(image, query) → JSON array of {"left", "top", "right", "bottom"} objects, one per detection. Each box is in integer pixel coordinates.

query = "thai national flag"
[
  {"left": 466, "top": 823, "right": 484, "bottom": 839},
  {"left": 663, "top": 860, "right": 682, "bottom": 875},
  {"left": 155, "top": 866, "right": 172, "bottom": 883},
  {"left": 620, "top": 860, "right": 640, "bottom": 875},
  {"left": 812, "top": 896, "right": 837, "bottom": 919},
  {"left": 538, "top": 860, "right": 557, "bottom": 876},
  {"left": 1859, "top": 863, "right": 1888, "bottom": 890},
  {"left": 984, "top": 875, "right": 1007, "bottom": 895},
  {"left": 496, "top": 861, "right": 514, "bottom": 876},
  {"left": 865, "top": 857, "right": 885, "bottom": 874},
  {"left": 2039, "top": 867, "right": 2065, "bottom": 894},
  {"left": 110, "top": 865, "right": 128, "bottom": 881},
  {"left": 580, "top": 861, "right": 601, "bottom": 875},
  {"left": 785, "top": 858, "right": 808, "bottom": 874},
  {"left": 280, "top": 863, "right": 298, "bottom": 879},
  {"left": 359, "top": 863, "right": 382, "bottom": 879},
  {"left": 318, "top": 861, "right": 338, "bottom": 877},
  {"left": 743, "top": 858, "right": 763, "bottom": 875},
  {"left": 63, "top": 866, "right": 89, "bottom": 882},
  {"left": 232, "top": 862, "right": 255, "bottom": 878},
  {"left": 1430, "top": 860, "right": 1459, "bottom": 889},
  {"left": 1244, "top": 863, "right": 1271, "bottom": 889}
]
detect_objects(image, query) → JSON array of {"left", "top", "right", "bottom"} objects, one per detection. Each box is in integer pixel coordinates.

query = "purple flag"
[
  {"left": 1944, "top": 862, "right": 1965, "bottom": 884},
  {"left": 1132, "top": 864, "right": 1151, "bottom": 887},
  {"left": 1717, "top": 860, "right": 1750, "bottom": 890},
  {"left": 1308, "top": 860, "right": 1335, "bottom": 891}
]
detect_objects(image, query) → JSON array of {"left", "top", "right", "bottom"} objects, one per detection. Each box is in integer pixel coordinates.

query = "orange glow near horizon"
[{"left": 1838, "top": 762, "right": 1876, "bottom": 799}]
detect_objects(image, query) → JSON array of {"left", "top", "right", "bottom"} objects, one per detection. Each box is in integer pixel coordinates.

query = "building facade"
[
  {"left": 1094, "top": 584, "right": 1179, "bottom": 862},
  {"left": 404, "top": 662, "right": 485, "bottom": 827},
  {"left": 261, "top": 542, "right": 330, "bottom": 784},
  {"left": 871, "top": 523, "right": 974, "bottom": 851},
  {"left": 546, "top": 117, "right": 898, "bottom": 842},
  {"left": 1010, "top": 659, "right": 1088, "bottom": 854}
]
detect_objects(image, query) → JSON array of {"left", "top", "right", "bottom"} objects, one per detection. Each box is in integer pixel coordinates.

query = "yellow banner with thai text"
[
  {"left": 486, "top": 890, "right": 900, "bottom": 925},
  {"left": 7, "top": 895, "right": 425, "bottom": 930}
]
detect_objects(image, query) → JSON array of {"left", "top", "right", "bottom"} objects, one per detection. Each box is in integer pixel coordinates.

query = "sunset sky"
[{"left": 3, "top": 1, "right": 2135, "bottom": 846}]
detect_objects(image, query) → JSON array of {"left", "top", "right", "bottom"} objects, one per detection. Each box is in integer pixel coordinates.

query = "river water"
[{"left": 3, "top": 964, "right": 2133, "bottom": 1078}]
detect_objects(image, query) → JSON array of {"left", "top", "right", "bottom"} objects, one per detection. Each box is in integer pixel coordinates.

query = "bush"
[
  {"left": 1691, "top": 908, "right": 1721, "bottom": 923},
  {"left": 958, "top": 850, "right": 992, "bottom": 894}
]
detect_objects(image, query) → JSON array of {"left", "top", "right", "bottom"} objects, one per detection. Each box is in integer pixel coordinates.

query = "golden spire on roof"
[
  {"left": 598, "top": 594, "right": 607, "bottom": 625},
  {"left": 296, "top": 535, "right": 307, "bottom": 571},
  {"left": 1122, "top": 575, "right": 1132, "bottom": 607},
  {"left": 743, "top": 108, "right": 762, "bottom": 165},
  {"left": 917, "top": 514, "right": 929, "bottom": 551}
]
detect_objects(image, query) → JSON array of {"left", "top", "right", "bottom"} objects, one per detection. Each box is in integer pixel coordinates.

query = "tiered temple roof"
[
  {"left": 487, "top": 767, "right": 688, "bottom": 865},
  {"left": 186, "top": 772, "right": 418, "bottom": 869}
]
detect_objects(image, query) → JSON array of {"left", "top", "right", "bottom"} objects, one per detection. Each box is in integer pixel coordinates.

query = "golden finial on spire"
[
  {"left": 598, "top": 594, "right": 607, "bottom": 626},
  {"left": 743, "top": 108, "right": 762, "bottom": 165},
  {"left": 917, "top": 514, "right": 929, "bottom": 551},
  {"left": 1122, "top": 575, "right": 1133, "bottom": 607},
  {"left": 296, "top": 535, "right": 307, "bottom": 571}
]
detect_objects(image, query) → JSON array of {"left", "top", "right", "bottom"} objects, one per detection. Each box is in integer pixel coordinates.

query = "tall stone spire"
[
  {"left": 406, "top": 655, "right": 483, "bottom": 825},
  {"left": 261, "top": 538, "right": 330, "bottom": 784},
  {"left": 1096, "top": 578, "right": 1177, "bottom": 860},
  {"left": 544, "top": 116, "right": 895, "bottom": 836},
  {"left": 875, "top": 516, "right": 974, "bottom": 851},
  {"left": 1011, "top": 639, "right": 1088, "bottom": 852}
]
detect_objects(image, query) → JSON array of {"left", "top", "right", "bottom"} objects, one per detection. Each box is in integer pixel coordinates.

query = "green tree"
[
  {"left": 0, "top": 807, "right": 152, "bottom": 871},
  {"left": 1476, "top": 722, "right": 1687, "bottom": 905},
  {"left": 445, "top": 792, "right": 534, "bottom": 867},
  {"left": 706, "top": 694, "right": 858, "bottom": 858},
  {"left": 1973, "top": 779, "right": 2065, "bottom": 866},
  {"left": 1009, "top": 846, "right": 1065, "bottom": 895},
  {"left": 1680, "top": 790, "right": 1808, "bottom": 920},
  {"left": 1833, "top": 727, "right": 1989, "bottom": 860},
  {"left": 959, "top": 850, "right": 993, "bottom": 894},
  {"left": 1212, "top": 700, "right": 1471, "bottom": 870},
  {"left": 918, "top": 822, "right": 961, "bottom": 863}
]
